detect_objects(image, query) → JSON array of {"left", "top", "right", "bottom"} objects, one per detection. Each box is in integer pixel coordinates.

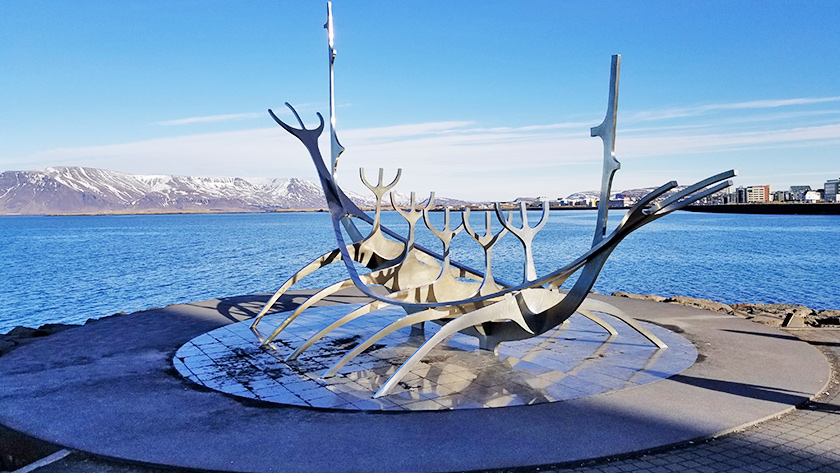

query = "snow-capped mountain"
[
  {"left": 0, "top": 167, "right": 468, "bottom": 215},
  {"left": 564, "top": 186, "right": 691, "bottom": 202}
]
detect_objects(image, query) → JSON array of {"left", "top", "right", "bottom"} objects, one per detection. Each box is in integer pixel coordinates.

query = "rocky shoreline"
[
  {"left": 612, "top": 292, "right": 840, "bottom": 328},
  {"left": 0, "top": 312, "right": 129, "bottom": 358}
]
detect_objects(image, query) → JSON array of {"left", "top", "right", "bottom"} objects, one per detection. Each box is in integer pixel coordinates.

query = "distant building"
[
  {"left": 735, "top": 187, "right": 748, "bottom": 203},
  {"left": 825, "top": 179, "right": 839, "bottom": 203},
  {"left": 804, "top": 190, "right": 822, "bottom": 203},
  {"left": 559, "top": 193, "right": 598, "bottom": 207},
  {"left": 746, "top": 185, "right": 770, "bottom": 203},
  {"left": 773, "top": 190, "right": 791, "bottom": 202},
  {"left": 609, "top": 196, "right": 633, "bottom": 208},
  {"left": 513, "top": 197, "right": 538, "bottom": 203},
  {"left": 565, "top": 196, "right": 597, "bottom": 207},
  {"left": 790, "top": 185, "right": 812, "bottom": 201}
]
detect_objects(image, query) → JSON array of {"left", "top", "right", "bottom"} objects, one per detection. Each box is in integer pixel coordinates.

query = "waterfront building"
[
  {"left": 695, "top": 190, "right": 728, "bottom": 205},
  {"left": 559, "top": 193, "right": 598, "bottom": 207},
  {"left": 790, "top": 186, "right": 812, "bottom": 201},
  {"left": 804, "top": 190, "right": 822, "bottom": 203},
  {"left": 746, "top": 185, "right": 770, "bottom": 203},
  {"left": 825, "top": 179, "right": 839, "bottom": 203},
  {"left": 609, "top": 195, "right": 634, "bottom": 208},
  {"left": 735, "top": 187, "right": 748, "bottom": 203}
]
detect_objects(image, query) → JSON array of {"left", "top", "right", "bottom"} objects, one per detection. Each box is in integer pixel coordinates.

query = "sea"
[{"left": 1, "top": 210, "right": 838, "bottom": 333}]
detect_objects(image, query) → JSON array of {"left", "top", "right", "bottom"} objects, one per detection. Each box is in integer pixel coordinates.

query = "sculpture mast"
[
  {"left": 326, "top": 1, "right": 344, "bottom": 178},
  {"left": 590, "top": 55, "right": 621, "bottom": 246},
  {"left": 325, "top": 3, "right": 363, "bottom": 242}
]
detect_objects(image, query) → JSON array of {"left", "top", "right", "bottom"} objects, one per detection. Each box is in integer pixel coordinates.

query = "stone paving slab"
[{"left": 0, "top": 292, "right": 831, "bottom": 473}]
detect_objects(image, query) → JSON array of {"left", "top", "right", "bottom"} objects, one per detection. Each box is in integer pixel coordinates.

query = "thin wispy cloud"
[
  {"left": 153, "top": 113, "right": 264, "bottom": 126},
  {"left": 18, "top": 118, "right": 840, "bottom": 169},
  {"left": 11, "top": 113, "right": 840, "bottom": 200},
  {"left": 458, "top": 122, "right": 594, "bottom": 134},
  {"left": 343, "top": 121, "right": 474, "bottom": 141},
  {"left": 710, "top": 97, "right": 840, "bottom": 110},
  {"left": 629, "top": 97, "right": 840, "bottom": 122},
  {"left": 620, "top": 122, "right": 840, "bottom": 158},
  {"left": 342, "top": 121, "right": 593, "bottom": 146}
]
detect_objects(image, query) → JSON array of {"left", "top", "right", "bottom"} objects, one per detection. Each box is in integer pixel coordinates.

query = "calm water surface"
[{"left": 1, "top": 211, "right": 838, "bottom": 333}]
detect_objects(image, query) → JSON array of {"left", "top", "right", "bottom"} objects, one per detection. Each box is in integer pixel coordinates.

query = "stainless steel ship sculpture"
[{"left": 253, "top": 3, "right": 736, "bottom": 398}]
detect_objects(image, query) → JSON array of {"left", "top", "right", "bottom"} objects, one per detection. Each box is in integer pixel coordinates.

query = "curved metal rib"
[
  {"left": 316, "top": 167, "right": 734, "bottom": 318},
  {"left": 266, "top": 194, "right": 472, "bottom": 350},
  {"left": 285, "top": 254, "right": 482, "bottom": 361},
  {"left": 285, "top": 299, "right": 391, "bottom": 361},
  {"left": 324, "top": 306, "right": 460, "bottom": 378},
  {"left": 251, "top": 248, "right": 341, "bottom": 329},
  {"left": 260, "top": 277, "right": 358, "bottom": 346},
  {"left": 577, "top": 298, "right": 666, "bottom": 348},
  {"left": 259, "top": 250, "right": 441, "bottom": 346},
  {"left": 372, "top": 294, "right": 532, "bottom": 398},
  {"left": 370, "top": 289, "right": 664, "bottom": 397},
  {"left": 576, "top": 309, "right": 618, "bottom": 336},
  {"left": 252, "top": 167, "right": 405, "bottom": 330}
]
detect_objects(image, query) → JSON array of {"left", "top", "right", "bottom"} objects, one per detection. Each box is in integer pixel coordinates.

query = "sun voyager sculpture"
[{"left": 251, "top": 3, "right": 736, "bottom": 399}]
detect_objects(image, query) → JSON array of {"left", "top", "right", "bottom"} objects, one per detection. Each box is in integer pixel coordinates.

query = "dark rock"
[
  {"left": 611, "top": 294, "right": 839, "bottom": 329},
  {"left": 1, "top": 323, "right": 79, "bottom": 357},
  {"left": 665, "top": 296, "right": 733, "bottom": 314},
  {"left": 732, "top": 303, "right": 815, "bottom": 318},
  {"left": 611, "top": 292, "right": 667, "bottom": 303},
  {"left": 5, "top": 326, "right": 37, "bottom": 338},
  {"left": 809, "top": 310, "right": 840, "bottom": 327},
  {"left": 0, "top": 338, "right": 17, "bottom": 357},
  {"left": 32, "top": 323, "right": 77, "bottom": 337}
]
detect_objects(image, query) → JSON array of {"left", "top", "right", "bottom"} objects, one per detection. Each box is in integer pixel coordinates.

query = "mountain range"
[
  {"left": 0, "top": 167, "right": 468, "bottom": 215},
  {"left": 0, "top": 166, "right": 692, "bottom": 216}
]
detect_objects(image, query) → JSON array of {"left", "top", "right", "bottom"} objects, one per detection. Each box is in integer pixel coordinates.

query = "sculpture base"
[{"left": 175, "top": 304, "right": 696, "bottom": 410}]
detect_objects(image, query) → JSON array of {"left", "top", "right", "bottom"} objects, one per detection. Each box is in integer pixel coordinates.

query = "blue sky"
[{"left": 2, "top": 1, "right": 839, "bottom": 200}]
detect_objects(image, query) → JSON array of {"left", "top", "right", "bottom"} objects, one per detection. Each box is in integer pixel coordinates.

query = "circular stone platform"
[
  {"left": 0, "top": 292, "right": 831, "bottom": 473},
  {"left": 175, "top": 304, "right": 697, "bottom": 410}
]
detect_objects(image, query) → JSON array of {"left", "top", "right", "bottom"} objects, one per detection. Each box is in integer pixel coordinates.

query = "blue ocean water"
[{"left": 1, "top": 211, "right": 838, "bottom": 333}]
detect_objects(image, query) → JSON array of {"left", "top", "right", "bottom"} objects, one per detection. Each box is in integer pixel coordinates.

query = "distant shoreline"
[
  {"left": 0, "top": 208, "right": 327, "bottom": 217},
  {"left": 684, "top": 203, "right": 840, "bottom": 215},
  {"left": 3, "top": 202, "right": 840, "bottom": 217}
]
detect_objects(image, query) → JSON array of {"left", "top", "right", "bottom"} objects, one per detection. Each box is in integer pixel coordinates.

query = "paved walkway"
[
  {"left": 1, "top": 298, "right": 837, "bottom": 473},
  {"left": 18, "top": 330, "right": 840, "bottom": 473},
  {"left": 551, "top": 329, "right": 840, "bottom": 473}
]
